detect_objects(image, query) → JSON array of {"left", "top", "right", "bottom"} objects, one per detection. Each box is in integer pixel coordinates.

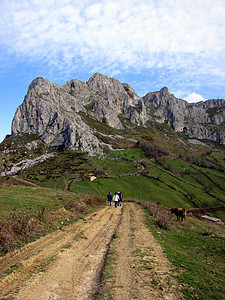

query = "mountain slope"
[{"left": 11, "top": 73, "right": 225, "bottom": 156}]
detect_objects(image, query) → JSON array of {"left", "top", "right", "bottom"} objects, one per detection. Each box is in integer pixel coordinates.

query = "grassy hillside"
[
  {"left": 0, "top": 185, "right": 79, "bottom": 221},
  {"left": 1, "top": 143, "right": 220, "bottom": 219},
  {"left": 0, "top": 182, "right": 104, "bottom": 254},
  {"left": 134, "top": 199, "right": 225, "bottom": 300},
  {"left": 68, "top": 149, "right": 225, "bottom": 218},
  {"left": 0, "top": 134, "right": 224, "bottom": 299},
  {"left": 19, "top": 151, "right": 105, "bottom": 190},
  {"left": 70, "top": 175, "right": 191, "bottom": 207},
  {"left": 0, "top": 133, "right": 46, "bottom": 168}
]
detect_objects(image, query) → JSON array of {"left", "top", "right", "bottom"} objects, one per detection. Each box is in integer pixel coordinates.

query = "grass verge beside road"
[
  {"left": 131, "top": 199, "right": 225, "bottom": 300},
  {"left": 0, "top": 185, "right": 104, "bottom": 255}
]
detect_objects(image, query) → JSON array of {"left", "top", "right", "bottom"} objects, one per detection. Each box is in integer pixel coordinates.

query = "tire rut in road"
[
  {"left": 97, "top": 202, "right": 184, "bottom": 300},
  {"left": 0, "top": 206, "right": 122, "bottom": 299},
  {"left": 1, "top": 203, "right": 184, "bottom": 300},
  {"left": 0, "top": 209, "right": 103, "bottom": 278}
]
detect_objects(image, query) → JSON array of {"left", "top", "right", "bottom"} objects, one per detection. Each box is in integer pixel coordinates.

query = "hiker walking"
[
  {"left": 107, "top": 192, "right": 112, "bottom": 206},
  {"left": 117, "top": 192, "right": 123, "bottom": 206},
  {"left": 113, "top": 192, "right": 119, "bottom": 208}
]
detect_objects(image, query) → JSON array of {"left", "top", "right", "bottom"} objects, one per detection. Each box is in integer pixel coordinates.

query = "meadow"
[
  {"left": 145, "top": 205, "right": 225, "bottom": 300},
  {"left": 0, "top": 146, "right": 224, "bottom": 298}
]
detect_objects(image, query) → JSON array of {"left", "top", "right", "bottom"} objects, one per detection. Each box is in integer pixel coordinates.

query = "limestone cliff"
[
  {"left": 11, "top": 73, "right": 225, "bottom": 154},
  {"left": 11, "top": 77, "right": 102, "bottom": 155},
  {"left": 143, "top": 87, "right": 225, "bottom": 144}
]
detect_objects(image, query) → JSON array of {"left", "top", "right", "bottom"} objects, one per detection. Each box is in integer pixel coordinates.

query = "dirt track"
[{"left": 0, "top": 203, "right": 184, "bottom": 299}]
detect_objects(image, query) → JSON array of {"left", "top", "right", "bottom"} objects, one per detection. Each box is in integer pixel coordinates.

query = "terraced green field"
[{"left": 0, "top": 147, "right": 224, "bottom": 299}]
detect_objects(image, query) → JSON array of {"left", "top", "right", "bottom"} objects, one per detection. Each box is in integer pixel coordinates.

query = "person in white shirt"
[{"left": 113, "top": 192, "right": 119, "bottom": 208}]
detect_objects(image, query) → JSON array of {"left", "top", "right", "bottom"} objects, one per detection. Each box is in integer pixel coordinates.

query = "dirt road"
[{"left": 0, "top": 203, "right": 184, "bottom": 299}]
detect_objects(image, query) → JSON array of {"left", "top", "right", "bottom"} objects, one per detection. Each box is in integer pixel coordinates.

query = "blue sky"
[{"left": 1, "top": 0, "right": 225, "bottom": 143}]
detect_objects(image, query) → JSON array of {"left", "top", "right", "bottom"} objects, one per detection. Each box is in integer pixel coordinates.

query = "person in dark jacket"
[
  {"left": 107, "top": 192, "right": 112, "bottom": 206},
  {"left": 117, "top": 192, "right": 123, "bottom": 206}
]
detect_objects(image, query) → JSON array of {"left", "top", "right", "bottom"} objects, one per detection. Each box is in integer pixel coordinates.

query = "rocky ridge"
[{"left": 11, "top": 73, "right": 225, "bottom": 155}]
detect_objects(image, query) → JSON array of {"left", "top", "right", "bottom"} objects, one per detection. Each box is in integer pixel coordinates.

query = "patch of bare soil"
[
  {"left": 0, "top": 203, "right": 183, "bottom": 299},
  {"left": 98, "top": 203, "right": 184, "bottom": 299}
]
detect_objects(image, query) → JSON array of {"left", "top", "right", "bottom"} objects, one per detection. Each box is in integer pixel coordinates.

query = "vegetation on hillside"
[
  {"left": 0, "top": 133, "right": 47, "bottom": 172},
  {"left": 69, "top": 150, "right": 225, "bottom": 219},
  {"left": 128, "top": 199, "right": 225, "bottom": 300},
  {"left": 0, "top": 123, "right": 224, "bottom": 298},
  {"left": 19, "top": 151, "right": 105, "bottom": 189},
  {"left": 0, "top": 185, "right": 104, "bottom": 254}
]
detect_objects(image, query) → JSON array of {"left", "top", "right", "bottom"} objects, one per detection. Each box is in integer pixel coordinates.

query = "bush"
[
  {"left": 0, "top": 226, "right": 18, "bottom": 253},
  {"left": 65, "top": 194, "right": 104, "bottom": 213},
  {"left": 0, "top": 214, "right": 43, "bottom": 254},
  {"left": 83, "top": 194, "right": 104, "bottom": 206},
  {"left": 64, "top": 200, "right": 88, "bottom": 212},
  {"left": 127, "top": 198, "right": 172, "bottom": 229},
  {"left": 152, "top": 208, "right": 172, "bottom": 229},
  {"left": 136, "top": 141, "right": 169, "bottom": 159},
  {"left": 0, "top": 195, "right": 105, "bottom": 255}
]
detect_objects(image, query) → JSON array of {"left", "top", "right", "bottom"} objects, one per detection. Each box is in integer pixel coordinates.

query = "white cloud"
[
  {"left": 184, "top": 92, "right": 205, "bottom": 103},
  {"left": 85, "top": 3, "right": 102, "bottom": 19},
  {"left": 0, "top": 0, "right": 225, "bottom": 83}
]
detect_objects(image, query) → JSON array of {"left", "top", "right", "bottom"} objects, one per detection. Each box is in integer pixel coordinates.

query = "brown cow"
[{"left": 170, "top": 208, "right": 187, "bottom": 221}]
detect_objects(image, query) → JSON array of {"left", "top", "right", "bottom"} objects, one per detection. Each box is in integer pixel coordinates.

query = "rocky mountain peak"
[
  {"left": 87, "top": 72, "right": 139, "bottom": 104},
  {"left": 28, "top": 77, "right": 51, "bottom": 92},
  {"left": 88, "top": 72, "right": 108, "bottom": 82},
  {"left": 160, "top": 86, "right": 169, "bottom": 96},
  {"left": 10, "top": 73, "right": 225, "bottom": 155}
]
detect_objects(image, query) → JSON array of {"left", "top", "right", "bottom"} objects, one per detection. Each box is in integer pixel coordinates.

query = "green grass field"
[
  {"left": 70, "top": 153, "right": 225, "bottom": 218},
  {"left": 145, "top": 210, "right": 225, "bottom": 300},
  {"left": 103, "top": 148, "right": 146, "bottom": 160},
  {"left": 0, "top": 185, "right": 81, "bottom": 221},
  {"left": 2, "top": 149, "right": 223, "bottom": 220},
  {"left": 70, "top": 175, "right": 206, "bottom": 209},
  {"left": 0, "top": 183, "right": 104, "bottom": 254},
  {"left": 90, "top": 156, "right": 138, "bottom": 176},
  {"left": 0, "top": 147, "right": 224, "bottom": 298}
]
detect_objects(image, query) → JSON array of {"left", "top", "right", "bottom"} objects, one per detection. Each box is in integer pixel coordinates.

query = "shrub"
[
  {"left": 83, "top": 194, "right": 104, "bottom": 206},
  {"left": 127, "top": 198, "right": 172, "bottom": 229},
  {"left": 136, "top": 141, "right": 169, "bottom": 159},
  {"left": 0, "top": 225, "right": 18, "bottom": 253},
  {"left": 64, "top": 200, "right": 88, "bottom": 213},
  {"left": 0, "top": 214, "right": 43, "bottom": 254},
  {"left": 152, "top": 208, "right": 172, "bottom": 229},
  {"left": 65, "top": 194, "right": 104, "bottom": 213}
]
